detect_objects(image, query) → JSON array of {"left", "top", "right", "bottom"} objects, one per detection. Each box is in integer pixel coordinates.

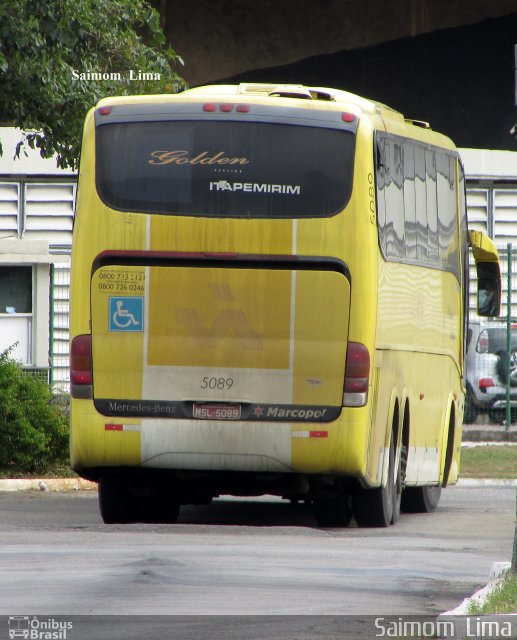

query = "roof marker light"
[
  {"left": 220, "top": 104, "right": 234, "bottom": 112},
  {"left": 203, "top": 103, "right": 217, "bottom": 112},
  {"left": 98, "top": 106, "right": 112, "bottom": 116},
  {"left": 342, "top": 113, "right": 356, "bottom": 123},
  {"left": 236, "top": 104, "right": 250, "bottom": 113}
]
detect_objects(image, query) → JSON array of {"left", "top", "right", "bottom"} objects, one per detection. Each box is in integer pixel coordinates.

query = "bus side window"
[
  {"left": 403, "top": 141, "right": 417, "bottom": 260},
  {"left": 376, "top": 137, "right": 387, "bottom": 253}
]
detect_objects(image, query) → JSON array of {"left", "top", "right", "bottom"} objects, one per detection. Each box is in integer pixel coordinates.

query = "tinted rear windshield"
[{"left": 96, "top": 120, "right": 355, "bottom": 218}]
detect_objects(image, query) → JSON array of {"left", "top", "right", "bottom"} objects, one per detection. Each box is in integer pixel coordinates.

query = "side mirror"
[{"left": 468, "top": 230, "right": 501, "bottom": 318}]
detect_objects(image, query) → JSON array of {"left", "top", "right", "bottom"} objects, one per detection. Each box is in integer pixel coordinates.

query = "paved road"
[{"left": 0, "top": 485, "right": 514, "bottom": 621}]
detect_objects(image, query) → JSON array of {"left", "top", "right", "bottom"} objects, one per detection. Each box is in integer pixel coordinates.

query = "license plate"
[{"left": 193, "top": 403, "right": 242, "bottom": 420}]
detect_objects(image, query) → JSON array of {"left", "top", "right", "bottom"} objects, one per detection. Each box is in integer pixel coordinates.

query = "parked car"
[{"left": 464, "top": 319, "right": 517, "bottom": 424}]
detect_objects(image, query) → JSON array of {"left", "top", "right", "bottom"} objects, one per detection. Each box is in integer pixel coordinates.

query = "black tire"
[
  {"left": 488, "top": 411, "right": 506, "bottom": 425},
  {"left": 353, "top": 435, "right": 401, "bottom": 527},
  {"left": 313, "top": 494, "right": 352, "bottom": 528},
  {"left": 98, "top": 476, "right": 139, "bottom": 524},
  {"left": 488, "top": 410, "right": 517, "bottom": 426},
  {"left": 401, "top": 486, "right": 441, "bottom": 513},
  {"left": 140, "top": 496, "right": 180, "bottom": 524},
  {"left": 463, "top": 388, "right": 477, "bottom": 424}
]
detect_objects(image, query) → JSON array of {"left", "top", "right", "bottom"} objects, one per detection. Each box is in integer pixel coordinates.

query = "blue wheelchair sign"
[{"left": 109, "top": 297, "right": 144, "bottom": 332}]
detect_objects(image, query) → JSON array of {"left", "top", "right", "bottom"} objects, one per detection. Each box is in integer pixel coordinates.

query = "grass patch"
[
  {"left": 460, "top": 445, "right": 517, "bottom": 479},
  {"left": 467, "top": 573, "right": 517, "bottom": 615}
]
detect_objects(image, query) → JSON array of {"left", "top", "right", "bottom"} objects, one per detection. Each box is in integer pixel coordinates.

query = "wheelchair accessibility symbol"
[{"left": 109, "top": 297, "right": 144, "bottom": 332}]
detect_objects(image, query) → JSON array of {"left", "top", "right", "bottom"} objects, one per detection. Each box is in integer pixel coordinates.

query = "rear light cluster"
[
  {"left": 343, "top": 342, "right": 370, "bottom": 407},
  {"left": 203, "top": 103, "right": 250, "bottom": 113},
  {"left": 478, "top": 377, "right": 496, "bottom": 391},
  {"left": 71, "top": 334, "right": 92, "bottom": 391}
]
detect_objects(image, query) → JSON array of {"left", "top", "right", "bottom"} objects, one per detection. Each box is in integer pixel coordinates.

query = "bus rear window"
[{"left": 96, "top": 120, "right": 355, "bottom": 218}]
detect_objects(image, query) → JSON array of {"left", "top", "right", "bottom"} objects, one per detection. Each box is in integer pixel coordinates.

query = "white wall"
[
  {"left": 459, "top": 148, "right": 517, "bottom": 181},
  {"left": 0, "top": 128, "right": 73, "bottom": 374},
  {"left": 0, "top": 128, "right": 75, "bottom": 176}
]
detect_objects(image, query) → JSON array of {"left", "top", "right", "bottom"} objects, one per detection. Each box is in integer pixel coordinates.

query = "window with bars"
[{"left": 0, "top": 179, "right": 75, "bottom": 379}]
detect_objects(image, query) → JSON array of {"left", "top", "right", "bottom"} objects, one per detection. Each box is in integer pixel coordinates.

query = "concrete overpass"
[{"left": 157, "top": 1, "right": 517, "bottom": 149}]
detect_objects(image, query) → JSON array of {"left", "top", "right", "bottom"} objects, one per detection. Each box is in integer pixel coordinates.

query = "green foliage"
[
  {"left": 0, "top": 0, "right": 187, "bottom": 168},
  {"left": 467, "top": 574, "right": 517, "bottom": 615},
  {"left": 0, "top": 347, "right": 69, "bottom": 474}
]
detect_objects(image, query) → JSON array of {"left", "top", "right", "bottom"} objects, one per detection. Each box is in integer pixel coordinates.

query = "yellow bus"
[{"left": 70, "top": 83, "right": 501, "bottom": 526}]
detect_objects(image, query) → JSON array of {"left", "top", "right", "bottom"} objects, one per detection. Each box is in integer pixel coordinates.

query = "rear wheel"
[
  {"left": 401, "top": 486, "right": 441, "bottom": 513},
  {"left": 99, "top": 477, "right": 181, "bottom": 524},
  {"left": 140, "top": 496, "right": 180, "bottom": 524},
  {"left": 497, "top": 350, "right": 517, "bottom": 387},
  {"left": 98, "top": 476, "right": 139, "bottom": 524},
  {"left": 313, "top": 494, "right": 352, "bottom": 528},
  {"left": 488, "top": 411, "right": 506, "bottom": 425},
  {"left": 488, "top": 410, "right": 517, "bottom": 426},
  {"left": 353, "top": 434, "right": 401, "bottom": 527},
  {"left": 463, "top": 388, "right": 477, "bottom": 424}
]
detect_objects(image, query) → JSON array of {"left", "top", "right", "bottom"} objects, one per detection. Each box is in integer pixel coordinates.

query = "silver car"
[{"left": 464, "top": 320, "right": 517, "bottom": 424}]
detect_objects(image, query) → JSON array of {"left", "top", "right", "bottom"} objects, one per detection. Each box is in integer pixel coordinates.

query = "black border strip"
[
  {"left": 94, "top": 399, "right": 341, "bottom": 422},
  {"left": 91, "top": 250, "right": 352, "bottom": 283}
]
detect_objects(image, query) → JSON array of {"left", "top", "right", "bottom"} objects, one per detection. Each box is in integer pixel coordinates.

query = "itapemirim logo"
[{"left": 8, "top": 617, "right": 72, "bottom": 640}]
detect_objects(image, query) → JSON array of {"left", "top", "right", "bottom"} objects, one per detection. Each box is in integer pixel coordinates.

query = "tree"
[{"left": 0, "top": 0, "right": 186, "bottom": 169}]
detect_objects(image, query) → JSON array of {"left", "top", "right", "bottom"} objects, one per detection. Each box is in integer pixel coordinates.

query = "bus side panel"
[{"left": 372, "top": 259, "right": 462, "bottom": 486}]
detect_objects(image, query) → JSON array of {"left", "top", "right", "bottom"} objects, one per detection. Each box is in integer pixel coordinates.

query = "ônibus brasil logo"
[{"left": 8, "top": 616, "right": 73, "bottom": 640}]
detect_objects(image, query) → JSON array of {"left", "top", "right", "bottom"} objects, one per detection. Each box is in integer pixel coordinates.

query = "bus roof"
[
  {"left": 95, "top": 83, "right": 456, "bottom": 149},
  {"left": 97, "top": 83, "right": 402, "bottom": 120}
]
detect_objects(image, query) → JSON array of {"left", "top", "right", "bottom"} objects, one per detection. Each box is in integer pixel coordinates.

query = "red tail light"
[
  {"left": 201, "top": 103, "right": 250, "bottom": 113},
  {"left": 343, "top": 342, "right": 370, "bottom": 407},
  {"left": 479, "top": 377, "right": 496, "bottom": 391},
  {"left": 71, "top": 334, "right": 92, "bottom": 386}
]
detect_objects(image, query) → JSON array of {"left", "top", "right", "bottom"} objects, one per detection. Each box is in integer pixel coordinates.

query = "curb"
[
  {"left": 0, "top": 478, "right": 514, "bottom": 492},
  {"left": 457, "top": 478, "right": 517, "bottom": 486},
  {"left": 462, "top": 425, "right": 517, "bottom": 443},
  {"left": 440, "top": 561, "right": 512, "bottom": 616}
]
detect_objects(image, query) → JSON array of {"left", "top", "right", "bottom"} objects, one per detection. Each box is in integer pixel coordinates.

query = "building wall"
[
  {"left": 460, "top": 148, "right": 517, "bottom": 320},
  {"left": 0, "top": 129, "right": 74, "bottom": 384}
]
